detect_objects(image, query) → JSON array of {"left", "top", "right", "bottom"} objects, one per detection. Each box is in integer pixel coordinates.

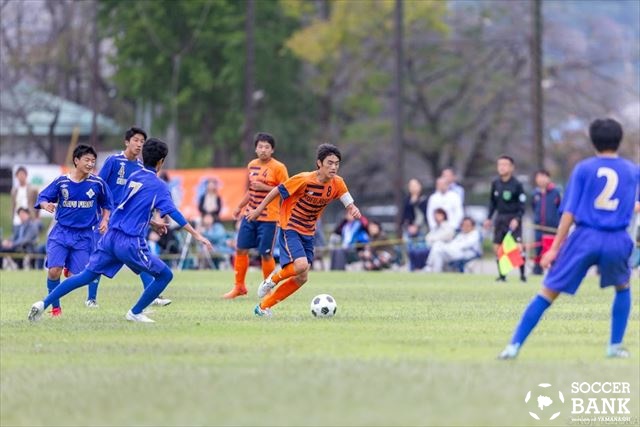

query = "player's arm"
[
  {"left": 165, "top": 210, "right": 213, "bottom": 251},
  {"left": 232, "top": 191, "right": 251, "bottom": 220},
  {"left": 540, "top": 212, "right": 574, "bottom": 269},
  {"left": 484, "top": 181, "right": 496, "bottom": 229},
  {"left": 98, "top": 180, "right": 114, "bottom": 233},
  {"left": 246, "top": 187, "right": 280, "bottom": 222},
  {"left": 337, "top": 180, "right": 361, "bottom": 219},
  {"left": 36, "top": 179, "right": 60, "bottom": 213},
  {"left": 510, "top": 182, "right": 526, "bottom": 230}
]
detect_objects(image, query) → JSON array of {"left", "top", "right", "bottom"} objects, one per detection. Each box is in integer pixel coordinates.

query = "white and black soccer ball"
[{"left": 310, "top": 294, "right": 337, "bottom": 318}]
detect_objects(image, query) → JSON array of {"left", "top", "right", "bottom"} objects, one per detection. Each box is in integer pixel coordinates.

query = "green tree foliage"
[{"left": 100, "top": 0, "right": 315, "bottom": 169}]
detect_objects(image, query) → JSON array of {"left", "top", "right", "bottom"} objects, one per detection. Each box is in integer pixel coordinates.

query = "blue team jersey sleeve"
[
  {"left": 35, "top": 177, "right": 61, "bottom": 208},
  {"left": 155, "top": 186, "right": 178, "bottom": 217},
  {"left": 98, "top": 156, "right": 114, "bottom": 183},
  {"left": 97, "top": 178, "right": 114, "bottom": 211},
  {"left": 559, "top": 164, "right": 585, "bottom": 215}
]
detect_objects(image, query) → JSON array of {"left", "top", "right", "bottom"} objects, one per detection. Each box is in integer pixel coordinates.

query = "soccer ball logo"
[
  {"left": 525, "top": 383, "right": 564, "bottom": 421},
  {"left": 310, "top": 294, "right": 337, "bottom": 318}
]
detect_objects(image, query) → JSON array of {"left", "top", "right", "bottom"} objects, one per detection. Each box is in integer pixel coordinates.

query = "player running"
[
  {"left": 28, "top": 138, "right": 213, "bottom": 323},
  {"left": 498, "top": 118, "right": 639, "bottom": 359},
  {"left": 36, "top": 145, "right": 113, "bottom": 317},
  {"left": 222, "top": 132, "right": 289, "bottom": 299},
  {"left": 246, "top": 143, "right": 361, "bottom": 317}
]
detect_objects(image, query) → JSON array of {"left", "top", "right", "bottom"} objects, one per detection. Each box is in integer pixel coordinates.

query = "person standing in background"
[{"left": 531, "top": 170, "right": 561, "bottom": 275}]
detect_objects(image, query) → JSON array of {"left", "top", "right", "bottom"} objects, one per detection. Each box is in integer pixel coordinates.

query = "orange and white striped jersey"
[
  {"left": 246, "top": 158, "right": 289, "bottom": 222},
  {"left": 278, "top": 171, "right": 349, "bottom": 235}
]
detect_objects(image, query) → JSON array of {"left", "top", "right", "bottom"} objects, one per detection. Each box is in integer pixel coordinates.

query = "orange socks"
[
  {"left": 260, "top": 279, "right": 300, "bottom": 309},
  {"left": 234, "top": 253, "right": 249, "bottom": 288},
  {"left": 261, "top": 257, "right": 276, "bottom": 279},
  {"left": 272, "top": 263, "right": 296, "bottom": 284}
]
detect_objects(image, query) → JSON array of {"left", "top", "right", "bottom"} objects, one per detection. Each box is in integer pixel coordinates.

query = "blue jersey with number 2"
[{"left": 561, "top": 156, "right": 639, "bottom": 230}]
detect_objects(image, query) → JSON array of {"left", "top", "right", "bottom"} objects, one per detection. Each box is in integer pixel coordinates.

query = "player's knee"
[
  {"left": 293, "top": 258, "right": 309, "bottom": 274},
  {"left": 48, "top": 267, "right": 62, "bottom": 279},
  {"left": 295, "top": 271, "right": 309, "bottom": 285}
]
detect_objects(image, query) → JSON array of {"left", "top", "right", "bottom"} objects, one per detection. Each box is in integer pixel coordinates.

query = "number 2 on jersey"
[
  {"left": 117, "top": 181, "right": 143, "bottom": 209},
  {"left": 594, "top": 167, "right": 619, "bottom": 211}
]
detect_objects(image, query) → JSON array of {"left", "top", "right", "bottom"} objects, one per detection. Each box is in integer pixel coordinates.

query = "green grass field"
[{"left": 1, "top": 270, "right": 638, "bottom": 426}]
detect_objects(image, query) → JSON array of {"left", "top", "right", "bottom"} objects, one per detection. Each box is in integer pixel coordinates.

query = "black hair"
[
  {"left": 254, "top": 132, "right": 275, "bottom": 149},
  {"left": 462, "top": 216, "right": 476, "bottom": 226},
  {"left": 15, "top": 166, "right": 27, "bottom": 175},
  {"left": 589, "top": 118, "right": 623, "bottom": 152},
  {"left": 317, "top": 143, "right": 342, "bottom": 164},
  {"left": 535, "top": 169, "right": 550, "bottom": 177},
  {"left": 16, "top": 207, "right": 30, "bottom": 215},
  {"left": 125, "top": 126, "right": 147, "bottom": 141},
  {"left": 497, "top": 155, "right": 514, "bottom": 165},
  {"left": 434, "top": 207, "right": 448, "bottom": 221},
  {"left": 142, "top": 138, "right": 169, "bottom": 168},
  {"left": 73, "top": 144, "right": 97, "bottom": 167}
]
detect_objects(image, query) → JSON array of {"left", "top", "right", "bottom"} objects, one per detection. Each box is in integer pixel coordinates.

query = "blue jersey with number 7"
[
  {"left": 109, "top": 167, "right": 178, "bottom": 237},
  {"left": 561, "top": 156, "right": 639, "bottom": 231}
]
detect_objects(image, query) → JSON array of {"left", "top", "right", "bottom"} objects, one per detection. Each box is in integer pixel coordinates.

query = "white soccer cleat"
[
  {"left": 254, "top": 304, "right": 273, "bottom": 318},
  {"left": 125, "top": 310, "right": 155, "bottom": 323},
  {"left": 257, "top": 272, "right": 276, "bottom": 298},
  {"left": 28, "top": 301, "right": 45, "bottom": 322},
  {"left": 497, "top": 343, "right": 520, "bottom": 360},
  {"left": 606, "top": 345, "right": 630, "bottom": 359},
  {"left": 151, "top": 296, "right": 172, "bottom": 306},
  {"left": 85, "top": 299, "right": 99, "bottom": 308}
]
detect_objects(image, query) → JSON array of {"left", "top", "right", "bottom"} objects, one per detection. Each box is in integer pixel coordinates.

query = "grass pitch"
[{"left": 1, "top": 269, "right": 638, "bottom": 426}]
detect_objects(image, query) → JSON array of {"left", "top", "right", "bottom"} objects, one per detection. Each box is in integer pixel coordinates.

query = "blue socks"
[
  {"left": 43, "top": 270, "right": 100, "bottom": 309},
  {"left": 611, "top": 288, "right": 631, "bottom": 345},
  {"left": 46, "top": 278, "right": 61, "bottom": 309},
  {"left": 131, "top": 266, "right": 173, "bottom": 314},
  {"left": 140, "top": 271, "right": 155, "bottom": 289},
  {"left": 510, "top": 294, "right": 552, "bottom": 346},
  {"left": 87, "top": 277, "right": 100, "bottom": 301}
]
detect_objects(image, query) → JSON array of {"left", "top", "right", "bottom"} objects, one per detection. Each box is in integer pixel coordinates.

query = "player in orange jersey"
[
  {"left": 222, "top": 133, "right": 289, "bottom": 299},
  {"left": 246, "top": 143, "right": 361, "bottom": 316}
]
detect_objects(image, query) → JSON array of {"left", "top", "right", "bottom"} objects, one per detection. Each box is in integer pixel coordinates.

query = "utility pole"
[
  {"left": 242, "top": 0, "right": 256, "bottom": 162},
  {"left": 531, "top": 0, "right": 544, "bottom": 170},
  {"left": 393, "top": 0, "right": 405, "bottom": 238}
]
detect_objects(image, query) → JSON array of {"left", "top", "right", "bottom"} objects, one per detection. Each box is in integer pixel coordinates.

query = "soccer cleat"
[
  {"left": 85, "top": 299, "right": 99, "bottom": 308},
  {"left": 497, "top": 343, "right": 520, "bottom": 360},
  {"left": 254, "top": 304, "right": 273, "bottom": 318},
  {"left": 606, "top": 345, "right": 630, "bottom": 359},
  {"left": 151, "top": 296, "right": 172, "bottom": 306},
  {"left": 142, "top": 307, "right": 155, "bottom": 314},
  {"left": 125, "top": 310, "right": 155, "bottom": 323},
  {"left": 520, "top": 276, "right": 527, "bottom": 283},
  {"left": 51, "top": 307, "right": 62, "bottom": 317},
  {"left": 222, "top": 286, "right": 248, "bottom": 299},
  {"left": 495, "top": 276, "right": 507, "bottom": 282},
  {"left": 28, "top": 301, "right": 45, "bottom": 322},
  {"left": 257, "top": 272, "right": 276, "bottom": 298}
]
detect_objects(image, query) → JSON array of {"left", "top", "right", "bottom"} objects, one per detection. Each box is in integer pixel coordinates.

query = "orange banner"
[{"left": 163, "top": 168, "right": 247, "bottom": 221}]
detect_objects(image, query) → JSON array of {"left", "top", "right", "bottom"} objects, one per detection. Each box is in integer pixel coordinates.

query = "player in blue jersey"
[
  {"left": 498, "top": 118, "right": 639, "bottom": 359},
  {"left": 36, "top": 145, "right": 113, "bottom": 317},
  {"left": 85, "top": 126, "right": 172, "bottom": 308},
  {"left": 28, "top": 138, "right": 213, "bottom": 323}
]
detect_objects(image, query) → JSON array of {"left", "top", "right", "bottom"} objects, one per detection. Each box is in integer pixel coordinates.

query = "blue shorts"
[
  {"left": 544, "top": 227, "right": 633, "bottom": 294},
  {"left": 278, "top": 229, "right": 314, "bottom": 267},
  {"left": 87, "top": 228, "right": 167, "bottom": 279},
  {"left": 236, "top": 218, "right": 277, "bottom": 256},
  {"left": 46, "top": 224, "right": 94, "bottom": 274}
]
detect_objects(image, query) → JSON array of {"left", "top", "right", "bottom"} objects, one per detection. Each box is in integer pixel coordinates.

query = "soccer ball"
[{"left": 310, "top": 294, "right": 337, "bottom": 318}]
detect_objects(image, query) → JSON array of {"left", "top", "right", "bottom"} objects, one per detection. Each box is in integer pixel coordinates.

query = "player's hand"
[
  {"left": 483, "top": 219, "right": 492, "bottom": 230},
  {"left": 232, "top": 207, "right": 243, "bottom": 220},
  {"left": 540, "top": 247, "right": 558, "bottom": 269},
  {"left": 249, "top": 181, "right": 271, "bottom": 192},
  {"left": 41, "top": 202, "right": 56, "bottom": 213},
  {"left": 509, "top": 218, "right": 519, "bottom": 231},
  {"left": 195, "top": 234, "right": 214, "bottom": 252},
  {"left": 245, "top": 209, "right": 261, "bottom": 222},
  {"left": 98, "top": 219, "right": 108, "bottom": 234},
  {"left": 347, "top": 204, "right": 361, "bottom": 219},
  {"left": 150, "top": 219, "right": 168, "bottom": 236}
]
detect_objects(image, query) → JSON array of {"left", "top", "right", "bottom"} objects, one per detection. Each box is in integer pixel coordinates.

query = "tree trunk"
[{"left": 241, "top": 0, "right": 256, "bottom": 162}]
